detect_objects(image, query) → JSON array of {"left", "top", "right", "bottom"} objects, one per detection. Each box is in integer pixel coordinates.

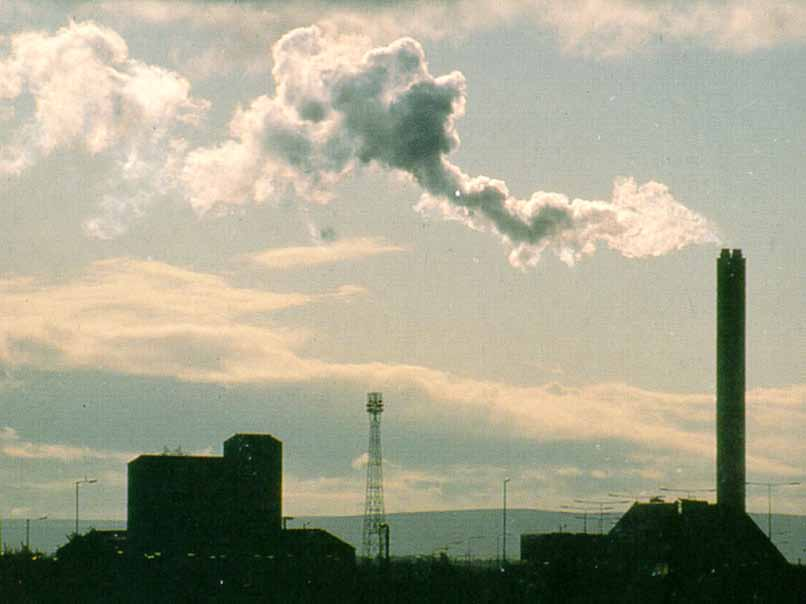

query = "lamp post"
[
  {"left": 74, "top": 477, "right": 97, "bottom": 535},
  {"left": 746, "top": 481, "right": 801, "bottom": 540},
  {"left": 502, "top": 477, "right": 511, "bottom": 565},
  {"left": 25, "top": 515, "right": 47, "bottom": 551}
]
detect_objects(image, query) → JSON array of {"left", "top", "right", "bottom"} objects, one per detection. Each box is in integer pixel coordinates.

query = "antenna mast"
[{"left": 362, "top": 392, "right": 386, "bottom": 559}]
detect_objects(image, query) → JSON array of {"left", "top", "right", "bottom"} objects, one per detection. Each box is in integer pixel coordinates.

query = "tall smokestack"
[{"left": 717, "top": 248, "right": 746, "bottom": 513}]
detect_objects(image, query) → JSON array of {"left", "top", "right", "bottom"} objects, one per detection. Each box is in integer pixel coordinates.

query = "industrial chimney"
[{"left": 716, "top": 248, "right": 745, "bottom": 513}]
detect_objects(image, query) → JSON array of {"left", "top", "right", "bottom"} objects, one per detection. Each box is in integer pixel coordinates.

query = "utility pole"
[
  {"left": 746, "top": 481, "right": 801, "bottom": 539},
  {"left": 502, "top": 477, "right": 510, "bottom": 565},
  {"left": 561, "top": 505, "right": 591, "bottom": 534},
  {"left": 573, "top": 499, "right": 629, "bottom": 534}
]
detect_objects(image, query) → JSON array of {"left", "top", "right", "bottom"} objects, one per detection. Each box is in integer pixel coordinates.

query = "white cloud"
[
  {"left": 554, "top": 466, "right": 584, "bottom": 478},
  {"left": 0, "top": 427, "right": 133, "bottom": 462},
  {"left": 14, "top": 471, "right": 125, "bottom": 494},
  {"left": 92, "top": 1, "right": 806, "bottom": 60},
  {"left": 243, "top": 237, "right": 406, "bottom": 270},
  {"left": 285, "top": 463, "right": 520, "bottom": 515},
  {"left": 285, "top": 460, "right": 668, "bottom": 515},
  {"left": 0, "top": 20, "right": 207, "bottom": 160},
  {"left": 0, "top": 258, "right": 802, "bottom": 485},
  {"left": 534, "top": 0, "right": 806, "bottom": 57},
  {"left": 351, "top": 452, "right": 368, "bottom": 470},
  {"left": 0, "top": 257, "right": 365, "bottom": 381}
]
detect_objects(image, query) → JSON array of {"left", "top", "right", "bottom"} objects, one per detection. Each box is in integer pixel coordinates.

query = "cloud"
[
  {"left": 11, "top": 470, "right": 126, "bottom": 494},
  {"left": 0, "top": 257, "right": 365, "bottom": 381},
  {"left": 0, "top": 366, "right": 21, "bottom": 391},
  {"left": 180, "top": 26, "right": 719, "bottom": 267},
  {"left": 533, "top": 0, "right": 806, "bottom": 57},
  {"left": 0, "top": 15, "right": 728, "bottom": 256},
  {"left": 350, "top": 452, "right": 369, "bottom": 470},
  {"left": 0, "top": 20, "right": 209, "bottom": 237},
  {"left": 0, "top": 427, "right": 133, "bottom": 462},
  {"left": 91, "top": 1, "right": 806, "bottom": 60},
  {"left": 92, "top": 0, "right": 519, "bottom": 49},
  {"left": 286, "top": 459, "right": 677, "bottom": 515},
  {"left": 0, "top": 258, "right": 802, "bottom": 484},
  {"left": 243, "top": 237, "right": 406, "bottom": 270},
  {"left": 285, "top": 463, "right": 524, "bottom": 515}
]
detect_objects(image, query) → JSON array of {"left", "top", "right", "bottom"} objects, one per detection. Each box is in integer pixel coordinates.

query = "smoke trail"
[
  {"left": 181, "top": 26, "right": 719, "bottom": 267},
  {"left": 0, "top": 21, "right": 209, "bottom": 239}
]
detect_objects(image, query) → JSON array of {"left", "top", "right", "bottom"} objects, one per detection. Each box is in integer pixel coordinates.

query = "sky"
[{"left": 0, "top": 0, "right": 804, "bottom": 524}]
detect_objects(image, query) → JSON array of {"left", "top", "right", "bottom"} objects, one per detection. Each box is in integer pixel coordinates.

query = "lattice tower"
[{"left": 361, "top": 392, "right": 386, "bottom": 559}]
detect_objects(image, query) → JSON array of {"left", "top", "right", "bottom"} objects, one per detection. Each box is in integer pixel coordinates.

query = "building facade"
[{"left": 128, "top": 433, "right": 282, "bottom": 554}]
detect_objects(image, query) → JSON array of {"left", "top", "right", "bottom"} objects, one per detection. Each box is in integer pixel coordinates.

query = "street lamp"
[
  {"left": 746, "top": 481, "right": 801, "bottom": 540},
  {"left": 75, "top": 477, "right": 97, "bottom": 535},
  {"left": 502, "top": 477, "right": 511, "bottom": 565},
  {"left": 26, "top": 515, "right": 47, "bottom": 551}
]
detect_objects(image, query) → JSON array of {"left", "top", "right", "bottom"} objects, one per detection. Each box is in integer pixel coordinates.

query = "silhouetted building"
[
  {"left": 717, "top": 248, "right": 746, "bottom": 512},
  {"left": 521, "top": 499, "right": 792, "bottom": 601},
  {"left": 281, "top": 529, "right": 357, "bottom": 566},
  {"left": 521, "top": 251, "right": 801, "bottom": 599},
  {"left": 521, "top": 532, "right": 606, "bottom": 568},
  {"left": 128, "top": 433, "right": 282, "bottom": 554},
  {"left": 608, "top": 499, "right": 786, "bottom": 575},
  {"left": 56, "top": 529, "right": 128, "bottom": 561}
]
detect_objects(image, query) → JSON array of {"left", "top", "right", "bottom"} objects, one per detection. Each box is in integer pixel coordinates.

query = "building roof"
[{"left": 609, "top": 499, "right": 787, "bottom": 570}]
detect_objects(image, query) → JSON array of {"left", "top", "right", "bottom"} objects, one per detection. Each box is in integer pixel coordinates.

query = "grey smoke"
[{"left": 181, "top": 26, "right": 719, "bottom": 266}]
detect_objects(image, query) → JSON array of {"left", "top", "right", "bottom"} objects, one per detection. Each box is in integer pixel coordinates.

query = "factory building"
[
  {"left": 520, "top": 251, "right": 800, "bottom": 599},
  {"left": 128, "top": 433, "right": 282, "bottom": 554},
  {"left": 606, "top": 499, "right": 786, "bottom": 587}
]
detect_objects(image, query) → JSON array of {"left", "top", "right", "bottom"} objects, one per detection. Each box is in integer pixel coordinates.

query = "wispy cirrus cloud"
[
  {"left": 534, "top": 0, "right": 806, "bottom": 57},
  {"left": 243, "top": 237, "right": 406, "bottom": 270},
  {"left": 91, "top": 0, "right": 806, "bottom": 61},
  {"left": 0, "top": 257, "right": 365, "bottom": 381},
  {"left": 0, "top": 258, "right": 802, "bottom": 484},
  {"left": 0, "top": 427, "right": 133, "bottom": 462},
  {"left": 285, "top": 463, "right": 538, "bottom": 515}
]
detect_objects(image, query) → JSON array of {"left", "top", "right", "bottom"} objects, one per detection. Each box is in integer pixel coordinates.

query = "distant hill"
[{"left": 5, "top": 509, "right": 804, "bottom": 564}]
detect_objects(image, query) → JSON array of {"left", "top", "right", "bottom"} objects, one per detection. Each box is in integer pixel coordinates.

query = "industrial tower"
[
  {"left": 361, "top": 392, "right": 386, "bottom": 559},
  {"left": 716, "top": 249, "right": 746, "bottom": 512}
]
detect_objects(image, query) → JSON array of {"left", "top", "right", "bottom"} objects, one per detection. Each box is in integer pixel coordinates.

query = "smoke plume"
[
  {"left": 0, "top": 20, "right": 209, "bottom": 238},
  {"left": 182, "top": 25, "right": 718, "bottom": 267}
]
